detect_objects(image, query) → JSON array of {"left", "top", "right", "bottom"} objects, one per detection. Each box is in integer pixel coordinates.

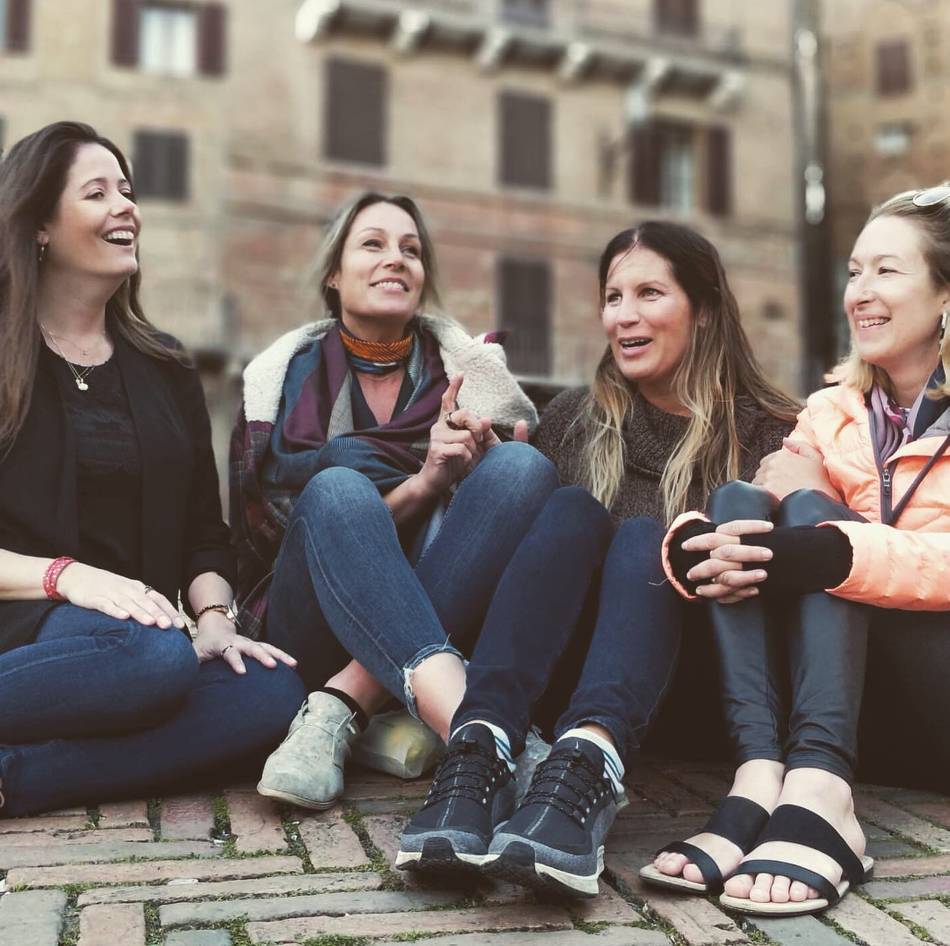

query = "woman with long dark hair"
[
  {"left": 397, "top": 221, "right": 799, "bottom": 896},
  {"left": 0, "top": 121, "right": 304, "bottom": 816}
]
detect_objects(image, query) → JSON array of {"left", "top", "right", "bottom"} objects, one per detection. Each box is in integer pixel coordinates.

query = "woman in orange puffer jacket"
[{"left": 640, "top": 185, "right": 950, "bottom": 918}]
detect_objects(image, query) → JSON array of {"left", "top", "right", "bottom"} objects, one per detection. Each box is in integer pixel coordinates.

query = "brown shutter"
[
  {"left": 6, "top": 0, "right": 31, "bottom": 51},
  {"left": 498, "top": 91, "right": 551, "bottom": 190},
  {"left": 876, "top": 40, "right": 911, "bottom": 95},
  {"left": 133, "top": 131, "right": 189, "bottom": 200},
  {"left": 324, "top": 58, "right": 387, "bottom": 166},
  {"left": 198, "top": 3, "right": 227, "bottom": 76},
  {"left": 498, "top": 258, "right": 551, "bottom": 376},
  {"left": 655, "top": 0, "right": 698, "bottom": 36},
  {"left": 706, "top": 125, "right": 731, "bottom": 216},
  {"left": 111, "top": 0, "right": 139, "bottom": 67},
  {"left": 629, "top": 120, "right": 661, "bottom": 206}
]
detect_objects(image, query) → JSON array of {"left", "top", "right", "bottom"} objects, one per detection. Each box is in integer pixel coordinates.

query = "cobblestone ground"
[{"left": 1, "top": 757, "right": 949, "bottom": 946}]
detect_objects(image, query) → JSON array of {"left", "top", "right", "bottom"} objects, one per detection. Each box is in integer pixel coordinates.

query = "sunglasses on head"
[{"left": 912, "top": 184, "right": 950, "bottom": 207}]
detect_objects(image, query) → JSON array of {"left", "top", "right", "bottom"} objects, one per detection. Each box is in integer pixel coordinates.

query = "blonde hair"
[
  {"left": 831, "top": 184, "right": 950, "bottom": 398},
  {"left": 313, "top": 191, "right": 442, "bottom": 319},
  {"left": 580, "top": 222, "right": 800, "bottom": 523}
]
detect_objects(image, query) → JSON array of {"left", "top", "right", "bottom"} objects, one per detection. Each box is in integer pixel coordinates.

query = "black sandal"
[
  {"left": 639, "top": 795, "right": 770, "bottom": 894},
  {"left": 718, "top": 803, "right": 874, "bottom": 916}
]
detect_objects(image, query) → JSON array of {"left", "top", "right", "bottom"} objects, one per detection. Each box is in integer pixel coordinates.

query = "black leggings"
[{"left": 706, "top": 481, "right": 950, "bottom": 790}]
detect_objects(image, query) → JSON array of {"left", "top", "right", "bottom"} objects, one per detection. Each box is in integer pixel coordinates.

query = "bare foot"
[
  {"left": 654, "top": 759, "right": 784, "bottom": 885},
  {"left": 723, "top": 767, "right": 866, "bottom": 904}
]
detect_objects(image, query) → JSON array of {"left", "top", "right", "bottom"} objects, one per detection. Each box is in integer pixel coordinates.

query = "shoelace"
[
  {"left": 521, "top": 747, "right": 615, "bottom": 826},
  {"left": 422, "top": 739, "right": 505, "bottom": 809}
]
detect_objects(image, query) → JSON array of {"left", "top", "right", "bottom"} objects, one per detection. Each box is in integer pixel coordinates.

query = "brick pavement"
[{"left": 0, "top": 758, "right": 948, "bottom": 946}]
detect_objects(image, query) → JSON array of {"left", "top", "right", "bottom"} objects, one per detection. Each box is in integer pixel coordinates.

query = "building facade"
[
  {"left": 823, "top": 0, "right": 950, "bottom": 351},
  {"left": 2, "top": 0, "right": 805, "bottom": 408}
]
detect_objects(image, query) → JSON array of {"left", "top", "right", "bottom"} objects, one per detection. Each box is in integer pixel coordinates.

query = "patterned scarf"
[{"left": 260, "top": 320, "right": 447, "bottom": 523}]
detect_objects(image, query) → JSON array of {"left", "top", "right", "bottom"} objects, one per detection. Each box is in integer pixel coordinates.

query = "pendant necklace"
[{"left": 42, "top": 328, "right": 100, "bottom": 391}]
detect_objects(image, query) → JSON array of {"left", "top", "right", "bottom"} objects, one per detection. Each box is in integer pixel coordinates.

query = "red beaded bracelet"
[{"left": 43, "top": 556, "right": 76, "bottom": 601}]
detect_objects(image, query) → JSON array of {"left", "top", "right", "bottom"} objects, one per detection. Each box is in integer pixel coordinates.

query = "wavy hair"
[
  {"left": 831, "top": 184, "right": 950, "bottom": 399},
  {"left": 0, "top": 121, "right": 185, "bottom": 454},
  {"left": 581, "top": 221, "right": 800, "bottom": 522},
  {"left": 313, "top": 191, "right": 442, "bottom": 319}
]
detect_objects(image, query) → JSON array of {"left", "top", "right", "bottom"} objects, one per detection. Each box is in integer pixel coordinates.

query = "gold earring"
[{"left": 941, "top": 309, "right": 948, "bottom": 342}]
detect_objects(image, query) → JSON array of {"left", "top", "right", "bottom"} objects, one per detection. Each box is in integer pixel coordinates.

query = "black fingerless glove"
[
  {"left": 667, "top": 519, "right": 718, "bottom": 595},
  {"left": 739, "top": 526, "right": 853, "bottom": 595}
]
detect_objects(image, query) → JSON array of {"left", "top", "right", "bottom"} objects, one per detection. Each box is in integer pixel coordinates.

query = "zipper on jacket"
[{"left": 880, "top": 463, "right": 894, "bottom": 522}]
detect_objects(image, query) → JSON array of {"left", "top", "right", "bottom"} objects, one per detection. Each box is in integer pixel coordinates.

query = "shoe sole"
[
  {"left": 484, "top": 841, "right": 602, "bottom": 898},
  {"left": 395, "top": 837, "right": 490, "bottom": 874},
  {"left": 256, "top": 782, "right": 338, "bottom": 811}
]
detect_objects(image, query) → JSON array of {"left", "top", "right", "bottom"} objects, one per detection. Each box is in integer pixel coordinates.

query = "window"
[
  {"left": 876, "top": 39, "right": 912, "bottom": 95},
  {"left": 111, "top": 0, "right": 227, "bottom": 76},
  {"left": 1, "top": 0, "right": 31, "bottom": 53},
  {"left": 324, "top": 58, "right": 387, "bottom": 166},
  {"left": 497, "top": 258, "right": 551, "bottom": 376},
  {"left": 500, "top": 0, "right": 549, "bottom": 28},
  {"left": 629, "top": 119, "right": 731, "bottom": 216},
  {"left": 874, "top": 123, "right": 912, "bottom": 157},
  {"left": 140, "top": 5, "right": 196, "bottom": 75},
  {"left": 133, "top": 130, "right": 189, "bottom": 200},
  {"left": 498, "top": 91, "right": 551, "bottom": 191},
  {"left": 655, "top": 0, "right": 698, "bottom": 37}
]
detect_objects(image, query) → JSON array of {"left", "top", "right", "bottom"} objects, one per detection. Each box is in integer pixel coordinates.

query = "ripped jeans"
[{"left": 263, "top": 441, "right": 559, "bottom": 715}]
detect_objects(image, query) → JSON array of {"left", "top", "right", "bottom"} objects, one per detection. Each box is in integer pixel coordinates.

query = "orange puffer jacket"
[{"left": 663, "top": 383, "right": 950, "bottom": 611}]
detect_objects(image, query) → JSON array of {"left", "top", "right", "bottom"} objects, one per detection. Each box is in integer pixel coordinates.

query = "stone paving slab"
[{"left": 0, "top": 760, "right": 947, "bottom": 945}]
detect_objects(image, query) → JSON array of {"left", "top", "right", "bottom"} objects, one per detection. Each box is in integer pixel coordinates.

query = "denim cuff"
[{"left": 401, "top": 641, "right": 464, "bottom": 720}]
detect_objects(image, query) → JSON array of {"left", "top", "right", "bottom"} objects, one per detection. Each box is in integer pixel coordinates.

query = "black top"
[
  {"left": 0, "top": 327, "right": 236, "bottom": 656},
  {"left": 55, "top": 355, "right": 143, "bottom": 579}
]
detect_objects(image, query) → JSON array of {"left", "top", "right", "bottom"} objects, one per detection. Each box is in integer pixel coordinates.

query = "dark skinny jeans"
[{"left": 704, "top": 480, "right": 950, "bottom": 790}]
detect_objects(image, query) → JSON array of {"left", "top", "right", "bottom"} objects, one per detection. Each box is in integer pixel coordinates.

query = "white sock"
[
  {"left": 559, "top": 727, "right": 625, "bottom": 793},
  {"left": 453, "top": 719, "right": 516, "bottom": 773}
]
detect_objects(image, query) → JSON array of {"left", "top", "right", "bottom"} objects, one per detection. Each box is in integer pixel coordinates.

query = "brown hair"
[
  {"left": 580, "top": 221, "right": 800, "bottom": 521},
  {"left": 0, "top": 121, "right": 185, "bottom": 454},
  {"left": 831, "top": 184, "right": 950, "bottom": 398},
  {"left": 313, "top": 191, "right": 442, "bottom": 319}
]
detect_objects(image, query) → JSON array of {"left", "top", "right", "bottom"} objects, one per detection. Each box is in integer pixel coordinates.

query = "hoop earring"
[{"left": 37, "top": 242, "right": 47, "bottom": 264}]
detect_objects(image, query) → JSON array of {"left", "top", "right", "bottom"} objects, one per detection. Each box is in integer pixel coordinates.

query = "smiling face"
[
  {"left": 329, "top": 201, "right": 425, "bottom": 341},
  {"left": 38, "top": 143, "right": 140, "bottom": 285},
  {"left": 845, "top": 214, "right": 949, "bottom": 384},
  {"left": 601, "top": 245, "right": 694, "bottom": 408}
]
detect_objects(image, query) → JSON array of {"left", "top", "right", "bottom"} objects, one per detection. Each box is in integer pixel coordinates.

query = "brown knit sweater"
[{"left": 532, "top": 387, "right": 795, "bottom": 525}]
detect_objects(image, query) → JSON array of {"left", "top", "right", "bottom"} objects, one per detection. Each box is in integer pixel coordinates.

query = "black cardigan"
[{"left": 0, "top": 327, "right": 236, "bottom": 655}]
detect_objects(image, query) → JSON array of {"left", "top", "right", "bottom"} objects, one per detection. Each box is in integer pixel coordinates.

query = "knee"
[
  {"left": 611, "top": 516, "right": 666, "bottom": 572},
  {"left": 776, "top": 488, "right": 844, "bottom": 527},
  {"left": 706, "top": 480, "right": 775, "bottom": 522},
  {"left": 125, "top": 626, "right": 199, "bottom": 705},
  {"left": 542, "top": 486, "right": 613, "bottom": 548},
  {"left": 294, "top": 466, "right": 378, "bottom": 522},
  {"left": 479, "top": 441, "right": 558, "bottom": 492}
]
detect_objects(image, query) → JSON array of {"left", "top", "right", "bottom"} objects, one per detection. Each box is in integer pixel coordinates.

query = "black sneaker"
[
  {"left": 395, "top": 723, "right": 515, "bottom": 874},
  {"left": 484, "top": 736, "right": 625, "bottom": 897}
]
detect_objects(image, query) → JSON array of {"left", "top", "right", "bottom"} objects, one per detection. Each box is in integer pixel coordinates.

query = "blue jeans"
[
  {"left": 264, "top": 441, "right": 559, "bottom": 714},
  {"left": 454, "top": 487, "right": 721, "bottom": 761},
  {"left": 0, "top": 605, "right": 305, "bottom": 817}
]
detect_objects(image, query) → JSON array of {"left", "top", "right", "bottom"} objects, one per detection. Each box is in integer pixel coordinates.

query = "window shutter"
[
  {"left": 656, "top": 0, "right": 698, "bottom": 36},
  {"left": 198, "top": 2, "right": 226, "bottom": 76},
  {"left": 498, "top": 91, "right": 551, "bottom": 190},
  {"left": 876, "top": 40, "right": 911, "bottom": 95},
  {"left": 706, "top": 125, "right": 731, "bottom": 216},
  {"left": 324, "top": 58, "right": 386, "bottom": 166},
  {"left": 133, "top": 131, "right": 189, "bottom": 201},
  {"left": 112, "top": 0, "right": 139, "bottom": 67},
  {"left": 629, "top": 120, "right": 660, "bottom": 206},
  {"left": 498, "top": 258, "right": 551, "bottom": 376},
  {"left": 6, "top": 0, "right": 31, "bottom": 51}
]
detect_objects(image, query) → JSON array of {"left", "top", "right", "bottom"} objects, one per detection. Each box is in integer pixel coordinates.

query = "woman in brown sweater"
[{"left": 397, "top": 221, "right": 798, "bottom": 897}]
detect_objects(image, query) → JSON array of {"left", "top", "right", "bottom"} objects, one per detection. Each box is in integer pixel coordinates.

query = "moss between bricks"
[
  {"left": 147, "top": 799, "right": 163, "bottom": 839},
  {"left": 144, "top": 901, "right": 162, "bottom": 946}
]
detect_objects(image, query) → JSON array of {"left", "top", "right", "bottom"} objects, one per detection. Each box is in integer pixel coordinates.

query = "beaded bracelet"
[
  {"left": 195, "top": 603, "right": 236, "bottom": 622},
  {"left": 43, "top": 556, "right": 76, "bottom": 601}
]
